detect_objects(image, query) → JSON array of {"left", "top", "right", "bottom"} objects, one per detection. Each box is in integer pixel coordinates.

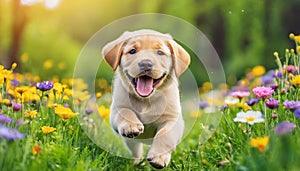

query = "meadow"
[{"left": 1, "top": 34, "right": 300, "bottom": 171}]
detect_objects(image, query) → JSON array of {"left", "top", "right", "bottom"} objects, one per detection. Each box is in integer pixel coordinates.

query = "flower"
[
  {"left": 13, "top": 103, "right": 22, "bottom": 111},
  {"left": 224, "top": 96, "right": 239, "bottom": 106},
  {"left": 252, "top": 66, "right": 266, "bottom": 77},
  {"left": 96, "top": 92, "right": 102, "bottom": 98},
  {"left": 283, "top": 100, "right": 300, "bottom": 110},
  {"left": 293, "top": 108, "right": 300, "bottom": 119},
  {"left": 0, "top": 125, "right": 25, "bottom": 140},
  {"left": 25, "top": 110, "right": 38, "bottom": 119},
  {"left": 233, "top": 111, "right": 265, "bottom": 125},
  {"left": 54, "top": 105, "right": 77, "bottom": 119},
  {"left": 36, "top": 81, "right": 54, "bottom": 91},
  {"left": 98, "top": 105, "right": 110, "bottom": 119},
  {"left": 32, "top": 145, "right": 42, "bottom": 155},
  {"left": 274, "top": 121, "right": 296, "bottom": 135},
  {"left": 15, "top": 86, "right": 29, "bottom": 94},
  {"left": 199, "top": 101, "right": 209, "bottom": 109},
  {"left": 43, "top": 60, "right": 53, "bottom": 69},
  {"left": 85, "top": 109, "right": 93, "bottom": 115},
  {"left": 250, "top": 136, "right": 269, "bottom": 153},
  {"left": 285, "top": 65, "right": 296, "bottom": 74},
  {"left": 0, "top": 114, "right": 13, "bottom": 124},
  {"left": 2, "top": 99, "right": 11, "bottom": 106},
  {"left": 252, "top": 86, "right": 274, "bottom": 99},
  {"left": 272, "top": 113, "right": 278, "bottom": 119},
  {"left": 261, "top": 74, "right": 274, "bottom": 86},
  {"left": 290, "top": 75, "right": 300, "bottom": 87},
  {"left": 41, "top": 126, "right": 56, "bottom": 134},
  {"left": 237, "top": 102, "right": 252, "bottom": 111},
  {"left": 265, "top": 98, "right": 279, "bottom": 109},
  {"left": 229, "top": 91, "right": 250, "bottom": 99},
  {"left": 293, "top": 34, "right": 300, "bottom": 43},
  {"left": 246, "top": 98, "right": 259, "bottom": 106}
]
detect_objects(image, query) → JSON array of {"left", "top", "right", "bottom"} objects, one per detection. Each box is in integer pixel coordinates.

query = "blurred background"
[{"left": 0, "top": 0, "right": 299, "bottom": 85}]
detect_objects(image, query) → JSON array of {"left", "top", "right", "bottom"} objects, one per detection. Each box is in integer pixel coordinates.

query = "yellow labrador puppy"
[{"left": 102, "top": 29, "right": 190, "bottom": 169}]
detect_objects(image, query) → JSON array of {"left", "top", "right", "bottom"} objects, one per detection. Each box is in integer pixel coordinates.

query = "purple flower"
[
  {"left": 0, "top": 114, "right": 13, "bottom": 124},
  {"left": 247, "top": 98, "right": 259, "bottom": 106},
  {"left": 294, "top": 108, "right": 300, "bottom": 119},
  {"left": 252, "top": 86, "right": 274, "bottom": 99},
  {"left": 36, "top": 81, "right": 54, "bottom": 91},
  {"left": 219, "top": 104, "right": 228, "bottom": 111},
  {"left": 199, "top": 101, "right": 209, "bottom": 109},
  {"left": 273, "top": 71, "right": 282, "bottom": 79},
  {"left": 274, "top": 121, "right": 296, "bottom": 135},
  {"left": 283, "top": 100, "right": 300, "bottom": 110},
  {"left": 265, "top": 98, "right": 279, "bottom": 109},
  {"left": 85, "top": 109, "right": 93, "bottom": 115},
  {"left": 270, "top": 85, "right": 278, "bottom": 91},
  {"left": 0, "top": 125, "right": 25, "bottom": 140},
  {"left": 63, "top": 103, "right": 70, "bottom": 108},
  {"left": 11, "top": 79, "right": 19, "bottom": 87},
  {"left": 261, "top": 75, "right": 274, "bottom": 86},
  {"left": 13, "top": 103, "right": 22, "bottom": 111}
]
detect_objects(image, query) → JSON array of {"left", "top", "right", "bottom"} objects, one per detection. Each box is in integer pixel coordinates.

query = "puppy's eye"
[
  {"left": 129, "top": 49, "right": 136, "bottom": 54},
  {"left": 157, "top": 50, "right": 164, "bottom": 56}
]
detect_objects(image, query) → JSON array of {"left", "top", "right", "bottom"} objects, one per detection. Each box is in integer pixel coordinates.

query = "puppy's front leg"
[
  {"left": 111, "top": 108, "right": 144, "bottom": 138},
  {"left": 147, "top": 118, "right": 184, "bottom": 169}
]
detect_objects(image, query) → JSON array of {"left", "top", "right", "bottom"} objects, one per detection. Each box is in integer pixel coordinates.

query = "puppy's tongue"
[{"left": 136, "top": 76, "right": 153, "bottom": 97}]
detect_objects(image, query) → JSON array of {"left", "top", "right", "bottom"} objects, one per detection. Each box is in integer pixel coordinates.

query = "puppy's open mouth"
[{"left": 127, "top": 73, "right": 166, "bottom": 97}]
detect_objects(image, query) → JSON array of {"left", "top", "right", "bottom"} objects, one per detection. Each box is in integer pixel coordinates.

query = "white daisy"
[{"left": 233, "top": 110, "right": 265, "bottom": 125}]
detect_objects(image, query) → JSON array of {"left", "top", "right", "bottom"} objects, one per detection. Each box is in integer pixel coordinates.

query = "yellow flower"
[
  {"left": 252, "top": 66, "right": 265, "bottom": 77},
  {"left": 250, "top": 136, "right": 269, "bottom": 153},
  {"left": 43, "top": 60, "right": 53, "bottom": 69},
  {"left": 200, "top": 82, "right": 213, "bottom": 92},
  {"left": 2, "top": 69, "right": 14, "bottom": 81},
  {"left": 294, "top": 35, "right": 300, "bottom": 43},
  {"left": 98, "top": 105, "right": 110, "bottom": 119},
  {"left": 15, "top": 86, "right": 29, "bottom": 94},
  {"left": 25, "top": 110, "right": 38, "bottom": 118},
  {"left": 297, "top": 46, "right": 300, "bottom": 53},
  {"left": 96, "top": 92, "right": 102, "bottom": 98},
  {"left": 290, "top": 75, "right": 300, "bottom": 87},
  {"left": 0, "top": 73, "right": 4, "bottom": 87},
  {"left": 41, "top": 126, "right": 56, "bottom": 134},
  {"left": 2, "top": 99, "right": 11, "bottom": 106},
  {"left": 237, "top": 102, "right": 252, "bottom": 111},
  {"left": 21, "top": 53, "right": 29, "bottom": 63},
  {"left": 11, "top": 63, "right": 17, "bottom": 70},
  {"left": 32, "top": 145, "right": 42, "bottom": 155},
  {"left": 54, "top": 105, "right": 77, "bottom": 119}
]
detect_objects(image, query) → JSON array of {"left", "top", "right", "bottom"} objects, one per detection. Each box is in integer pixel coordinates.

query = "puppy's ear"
[
  {"left": 168, "top": 40, "right": 191, "bottom": 77},
  {"left": 102, "top": 36, "right": 127, "bottom": 71}
]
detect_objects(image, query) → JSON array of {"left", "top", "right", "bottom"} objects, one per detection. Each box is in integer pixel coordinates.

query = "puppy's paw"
[
  {"left": 147, "top": 153, "right": 171, "bottom": 169},
  {"left": 118, "top": 121, "right": 144, "bottom": 138}
]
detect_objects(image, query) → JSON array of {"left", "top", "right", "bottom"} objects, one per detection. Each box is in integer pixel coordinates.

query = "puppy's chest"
[{"left": 130, "top": 97, "right": 167, "bottom": 124}]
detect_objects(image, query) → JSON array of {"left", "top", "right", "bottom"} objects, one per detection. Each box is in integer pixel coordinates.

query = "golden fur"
[{"left": 102, "top": 29, "right": 190, "bottom": 169}]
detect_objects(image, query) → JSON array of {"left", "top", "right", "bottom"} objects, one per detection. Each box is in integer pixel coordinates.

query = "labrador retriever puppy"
[{"left": 102, "top": 29, "right": 190, "bottom": 169}]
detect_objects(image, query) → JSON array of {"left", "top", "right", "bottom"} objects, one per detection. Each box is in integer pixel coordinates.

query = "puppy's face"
[
  {"left": 102, "top": 30, "right": 190, "bottom": 98},
  {"left": 120, "top": 36, "right": 172, "bottom": 97}
]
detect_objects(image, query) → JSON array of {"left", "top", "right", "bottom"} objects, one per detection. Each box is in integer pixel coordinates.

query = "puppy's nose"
[{"left": 138, "top": 60, "right": 153, "bottom": 71}]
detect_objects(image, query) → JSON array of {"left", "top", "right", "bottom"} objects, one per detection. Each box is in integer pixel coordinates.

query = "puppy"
[{"left": 102, "top": 29, "right": 190, "bottom": 169}]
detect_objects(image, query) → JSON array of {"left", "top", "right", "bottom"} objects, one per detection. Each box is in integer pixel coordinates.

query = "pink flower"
[
  {"left": 230, "top": 91, "right": 250, "bottom": 99},
  {"left": 252, "top": 86, "right": 274, "bottom": 99}
]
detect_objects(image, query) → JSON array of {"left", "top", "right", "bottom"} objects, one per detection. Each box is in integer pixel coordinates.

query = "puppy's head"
[{"left": 102, "top": 29, "right": 190, "bottom": 98}]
